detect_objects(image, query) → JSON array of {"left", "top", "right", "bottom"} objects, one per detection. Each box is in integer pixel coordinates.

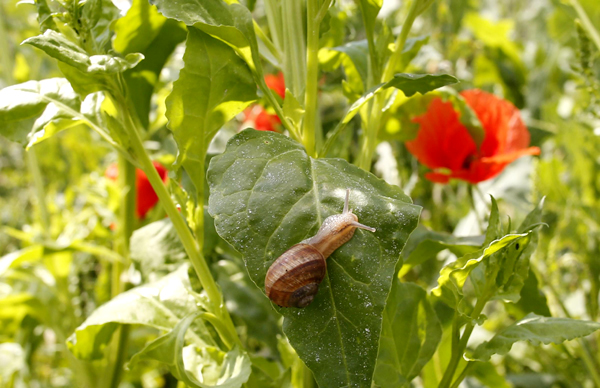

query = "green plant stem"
[
  {"left": 438, "top": 291, "right": 489, "bottom": 388},
  {"left": 27, "top": 147, "right": 51, "bottom": 239},
  {"left": 571, "top": 0, "right": 600, "bottom": 52},
  {"left": 357, "top": 0, "right": 425, "bottom": 170},
  {"left": 253, "top": 20, "right": 281, "bottom": 63},
  {"left": 302, "top": 0, "right": 322, "bottom": 157},
  {"left": 449, "top": 362, "right": 473, "bottom": 388},
  {"left": 282, "top": 0, "right": 306, "bottom": 101},
  {"left": 119, "top": 100, "right": 240, "bottom": 348},
  {"left": 106, "top": 154, "right": 136, "bottom": 388}
]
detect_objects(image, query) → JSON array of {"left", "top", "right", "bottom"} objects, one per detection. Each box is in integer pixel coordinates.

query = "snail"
[{"left": 265, "top": 189, "right": 376, "bottom": 308}]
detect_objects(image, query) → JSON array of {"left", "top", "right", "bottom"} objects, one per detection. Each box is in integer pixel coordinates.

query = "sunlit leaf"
[
  {"left": 470, "top": 314, "right": 600, "bottom": 362},
  {"left": 207, "top": 129, "right": 421, "bottom": 388},
  {"left": 166, "top": 28, "right": 256, "bottom": 194},
  {"left": 129, "top": 311, "right": 251, "bottom": 388},
  {"left": 67, "top": 265, "right": 214, "bottom": 360},
  {"left": 23, "top": 31, "right": 143, "bottom": 74}
]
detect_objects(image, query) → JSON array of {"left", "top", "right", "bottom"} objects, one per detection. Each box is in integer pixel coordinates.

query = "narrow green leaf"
[
  {"left": 471, "top": 314, "right": 600, "bottom": 362},
  {"left": 0, "top": 246, "right": 45, "bottom": 277},
  {"left": 128, "top": 311, "right": 251, "bottom": 388},
  {"left": 321, "top": 40, "right": 370, "bottom": 95},
  {"left": 373, "top": 281, "right": 442, "bottom": 387},
  {"left": 67, "top": 265, "right": 214, "bottom": 360},
  {"left": 166, "top": 28, "right": 256, "bottom": 193},
  {"left": 207, "top": 129, "right": 421, "bottom": 388},
  {"left": 23, "top": 30, "right": 143, "bottom": 74}
]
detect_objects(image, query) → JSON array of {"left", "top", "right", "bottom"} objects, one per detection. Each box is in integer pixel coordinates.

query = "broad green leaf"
[
  {"left": 23, "top": 30, "right": 143, "bottom": 74},
  {"left": 373, "top": 281, "right": 442, "bottom": 387},
  {"left": 130, "top": 219, "right": 187, "bottom": 280},
  {"left": 129, "top": 311, "right": 251, "bottom": 388},
  {"left": 471, "top": 314, "right": 600, "bottom": 362},
  {"left": 113, "top": 0, "right": 186, "bottom": 128},
  {"left": 207, "top": 129, "right": 421, "bottom": 388},
  {"left": 149, "top": 0, "right": 260, "bottom": 73},
  {"left": 67, "top": 265, "right": 214, "bottom": 360},
  {"left": 0, "top": 78, "right": 81, "bottom": 147},
  {"left": 166, "top": 28, "right": 256, "bottom": 194},
  {"left": 320, "top": 40, "right": 369, "bottom": 95},
  {"left": 112, "top": 0, "right": 166, "bottom": 54}
]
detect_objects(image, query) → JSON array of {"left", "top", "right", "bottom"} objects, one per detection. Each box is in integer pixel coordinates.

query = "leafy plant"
[{"left": 1, "top": 0, "right": 600, "bottom": 387}]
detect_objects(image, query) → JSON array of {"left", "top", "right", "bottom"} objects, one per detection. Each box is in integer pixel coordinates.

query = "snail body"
[{"left": 265, "top": 189, "right": 376, "bottom": 308}]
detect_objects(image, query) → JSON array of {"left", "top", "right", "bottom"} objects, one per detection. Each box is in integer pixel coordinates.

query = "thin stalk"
[
  {"left": 27, "top": 147, "right": 51, "bottom": 239},
  {"left": 119, "top": 100, "right": 240, "bottom": 348},
  {"left": 302, "top": 0, "right": 322, "bottom": 157},
  {"left": 438, "top": 291, "right": 490, "bottom": 388},
  {"left": 263, "top": 0, "right": 284, "bottom": 52},
  {"left": 357, "top": 0, "right": 431, "bottom": 170},
  {"left": 571, "top": 0, "right": 600, "bottom": 52},
  {"left": 259, "top": 75, "right": 301, "bottom": 141},
  {"left": 449, "top": 362, "right": 473, "bottom": 388},
  {"left": 106, "top": 154, "right": 136, "bottom": 388},
  {"left": 253, "top": 20, "right": 281, "bottom": 63},
  {"left": 282, "top": 0, "right": 306, "bottom": 100}
]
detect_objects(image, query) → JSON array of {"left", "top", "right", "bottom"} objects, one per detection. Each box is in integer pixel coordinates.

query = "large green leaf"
[
  {"left": 67, "top": 265, "right": 214, "bottom": 360},
  {"left": 471, "top": 314, "right": 600, "bottom": 362},
  {"left": 129, "top": 312, "right": 251, "bottom": 388},
  {"left": 149, "top": 0, "right": 260, "bottom": 73},
  {"left": 207, "top": 129, "right": 421, "bottom": 388},
  {"left": 113, "top": 0, "right": 187, "bottom": 128},
  {"left": 0, "top": 78, "right": 83, "bottom": 147},
  {"left": 373, "top": 281, "right": 442, "bottom": 388},
  {"left": 23, "top": 30, "right": 143, "bottom": 74},
  {"left": 166, "top": 28, "right": 256, "bottom": 193}
]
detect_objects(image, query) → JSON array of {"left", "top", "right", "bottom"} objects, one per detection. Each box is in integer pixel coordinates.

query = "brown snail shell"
[{"left": 264, "top": 189, "right": 376, "bottom": 308}]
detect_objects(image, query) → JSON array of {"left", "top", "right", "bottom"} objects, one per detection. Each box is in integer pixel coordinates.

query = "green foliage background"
[{"left": 1, "top": 0, "right": 600, "bottom": 387}]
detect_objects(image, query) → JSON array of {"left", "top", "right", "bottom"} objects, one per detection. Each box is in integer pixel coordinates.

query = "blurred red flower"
[
  {"left": 265, "top": 72, "right": 286, "bottom": 99},
  {"left": 405, "top": 89, "right": 540, "bottom": 184},
  {"left": 242, "top": 72, "right": 285, "bottom": 132},
  {"left": 105, "top": 161, "right": 168, "bottom": 218}
]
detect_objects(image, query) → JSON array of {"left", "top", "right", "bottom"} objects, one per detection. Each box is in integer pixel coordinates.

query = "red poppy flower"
[
  {"left": 242, "top": 105, "right": 281, "bottom": 132},
  {"left": 105, "top": 161, "right": 168, "bottom": 218},
  {"left": 265, "top": 72, "right": 286, "bottom": 99},
  {"left": 405, "top": 89, "right": 540, "bottom": 184}
]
